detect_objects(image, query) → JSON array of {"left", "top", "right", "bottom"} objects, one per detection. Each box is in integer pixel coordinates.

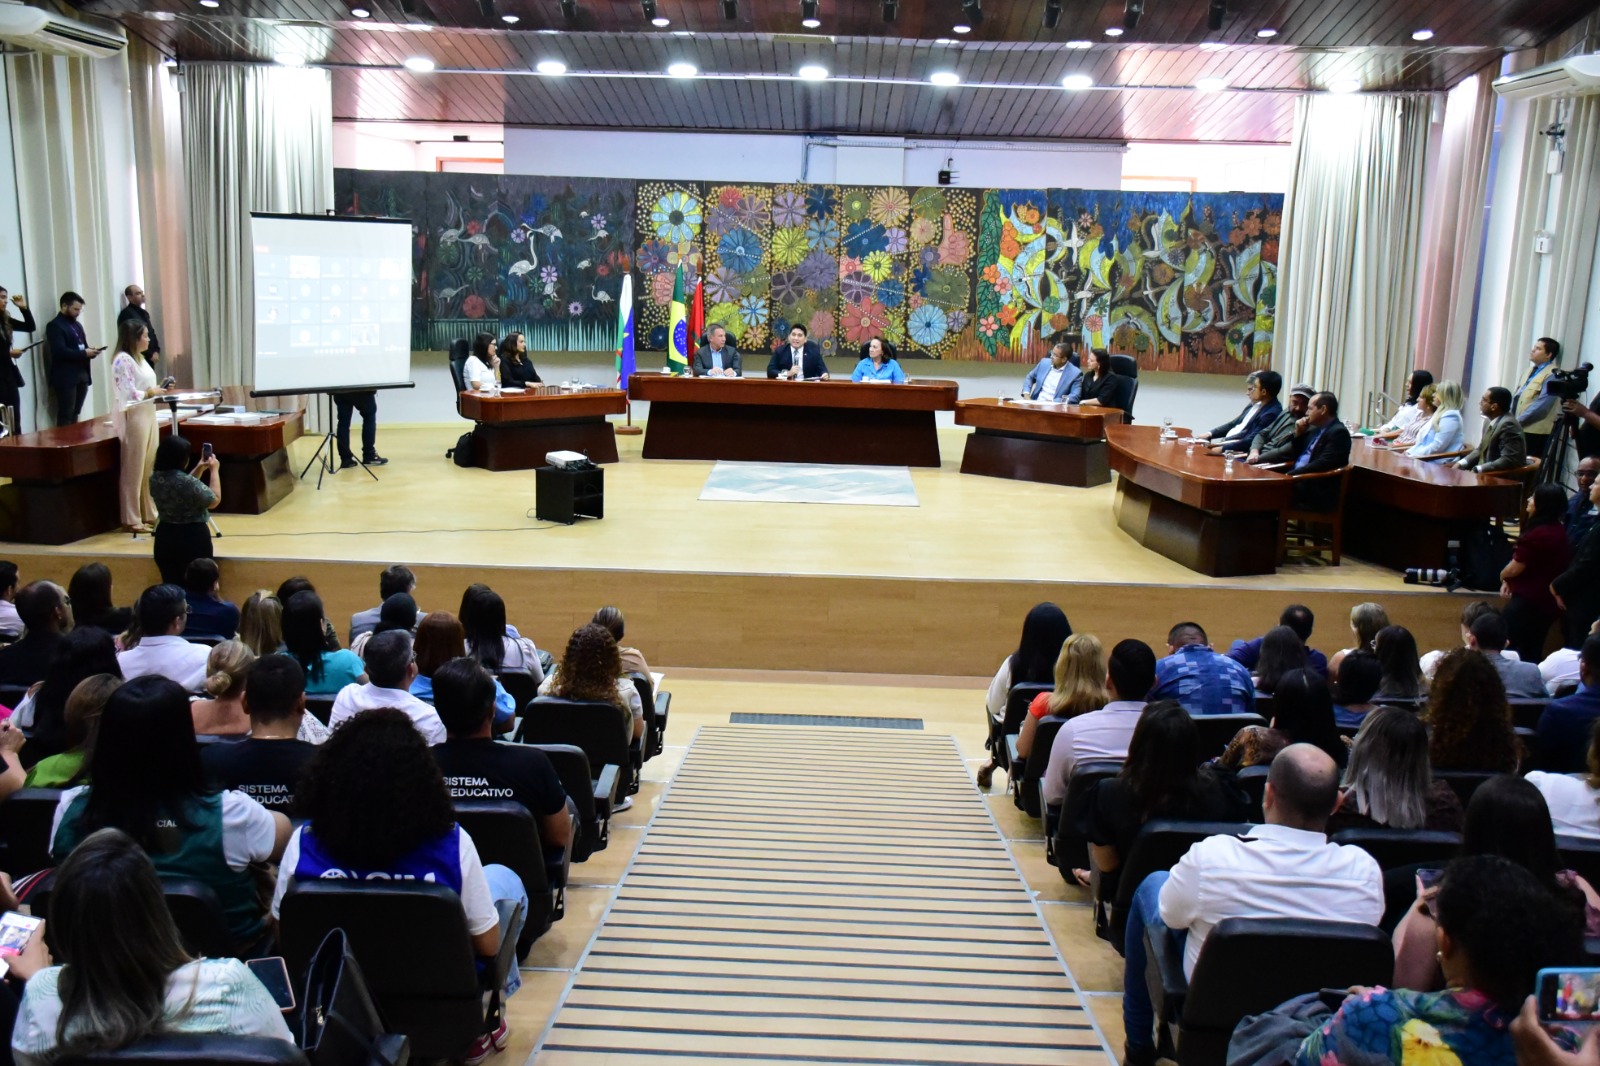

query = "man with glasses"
[
  {"left": 327, "top": 630, "right": 445, "bottom": 745},
  {"left": 115, "top": 584, "right": 211, "bottom": 692},
  {"left": 1569, "top": 457, "right": 1600, "bottom": 551}
]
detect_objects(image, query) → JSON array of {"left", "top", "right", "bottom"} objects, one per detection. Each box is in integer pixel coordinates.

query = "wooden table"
[
  {"left": 955, "top": 398, "right": 1124, "bottom": 487},
  {"left": 1344, "top": 441, "right": 1524, "bottom": 570},
  {"left": 459, "top": 388, "right": 628, "bottom": 470},
  {"left": 0, "top": 410, "right": 304, "bottom": 544},
  {"left": 628, "top": 374, "right": 959, "bottom": 467},
  {"left": 1106, "top": 424, "right": 1294, "bottom": 577}
]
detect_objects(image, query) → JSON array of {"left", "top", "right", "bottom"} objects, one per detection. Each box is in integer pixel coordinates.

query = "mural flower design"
[
  {"left": 805, "top": 186, "right": 837, "bottom": 217},
  {"left": 883, "top": 227, "right": 909, "bottom": 254},
  {"left": 909, "top": 217, "right": 939, "bottom": 246},
  {"left": 842, "top": 298, "right": 890, "bottom": 344},
  {"left": 652, "top": 190, "right": 702, "bottom": 245},
  {"left": 911, "top": 188, "right": 946, "bottom": 220},
  {"left": 773, "top": 190, "right": 806, "bottom": 227},
  {"left": 861, "top": 252, "right": 894, "bottom": 282},
  {"left": 772, "top": 226, "right": 809, "bottom": 268},
  {"left": 876, "top": 278, "right": 905, "bottom": 309},
  {"left": 706, "top": 205, "right": 740, "bottom": 235},
  {"left": 805, "top": 216, "right": 841, "bottom": 252},
  {"left": 869, "top": 188, "right": 910, "bottom": 226},
  {"left": 568, "top": 301, "right": 584, "bottom": 316},
  {"left": 770, "top": 271, "right": 803, "bottom": 305},
  {"left": 840, "top": 272, "right": 875, "bottom": 304},
  {"left": 462, "top": 294, "right": 487, "bottom": 319},
  {"left": 705, "top": 267, "right": 742, "bottom": 304},
  {"left": 737, "top": 294, "right": 768, "bottom": 329},
  {"left": 944, "top": 310, "right": 967, "bottom": 334},
  {"left": 538, "top": 265, "right": 559, "bottom": 286},
  {"left": 718, "top": 227, "right": 764, "bottom": 274},
  {"left": 808, "top": 309, "right": 835, "bottom": 338},
  {"left": 733, "top": 194, "right": 771, "bottom": 231},
  {"left": 843, "top": 220, "right": 888, "bottom": 259},
  {"left": 978, "top": 314, "right": 1000, "bottom": 338},
  {"left": 635, "top": 239, "right": 667, "bottom": 272},
  {"left": 908, "top": 303, "right": 949, "bottom": 345},
  {"left": 843, "top": 192, "right": 872, "bottom": 221},
  {"left": 718, "top": 187, "right": 744, "bottom": 208},
  {"left": 798, "top": 249, "right": 836, "bottom": 290}
]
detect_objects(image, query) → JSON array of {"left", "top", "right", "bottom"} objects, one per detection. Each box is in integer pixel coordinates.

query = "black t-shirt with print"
[
  {"left": 200, "top": 738, "right": 318, "bottom": 813},
  {"left": 433, "top": 738, "right": 567, "bottom": 817}
]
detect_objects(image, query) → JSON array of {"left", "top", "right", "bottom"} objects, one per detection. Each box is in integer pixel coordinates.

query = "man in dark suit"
[
  {"left": 45, "top": 291, "right": 104, "bottom": 426},
  {"left": 116, "top": 283, "right": 159, "bottom": 357},
  {"left": 1247, "top": 383, "right": 1313, "bottom": 465},
  {"left": 1201, "top": 370, "right": 1283, "bottom": 452},
  {"left": 767, "top": 324, "right": 829, "bottom": 380},
  {"left": 0, "top": 284, "right": 35, "bottom": 428},
  {"left": 1533, "top": 634, "right": 1600, "bottom": 772},
  {"left": 1286, "top": 390, "right": 1351, "bottom": 510},
  {"left": 692, "top": 324, "right": 742, "bottom": 377},
  {"left": 1457, "top": 386, "right": 1527, "bottom": 474}
]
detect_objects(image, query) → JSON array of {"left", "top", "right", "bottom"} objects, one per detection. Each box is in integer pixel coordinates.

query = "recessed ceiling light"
[
  {"left": 798, "top": 64, "right": 828, "bottom": 80},
  {"left": 1064, "top": 39, "right": 1091, "bottom": 48},
  {"left": 1411, "top": 28, "right": 1434, "bottom": 41},
  {"left": 1194, "top": 76, "right": 1226, "bottom": 92},
  {"left": 1061, "top": 73, "right": 1092, "bottom": 90},
  {"left": 952, "top": 22, "right": 971, "bottom": 32},
  {"left": 667, "top": 61, "right": 698, "bottom": 77},
  {"left": 198, "top": 0, "right": 219, "bottom": 8},
  {"left": 407, "top": 21, "right": 432, "bottom": 29},
  {"left": 1328, "top": 78, "right": 1361, "bottom": 93},
  {"left": 935, "top": 36, "right": 953, "bottom": 43},
  {"left": 402, "top": 55, "right": 435, "bottom": 71},
  {"left": 349, "top": 5, "right": 370, "bottom": 15},
  {"left": 537, "top": 27, "right": 560, "bottom": 33},
  {"left": 536, "top": 58, "right": 567, "bottom": 74},
  {"left": 1255, "top": 27, "right": 1277, "bottom": 38},
  {"left": 1198, "top": 41, "right": 1226, "bottom": 50},
  {"left": 1103, "top": 26, "right": 1123, "bottom": 36},
  {"left": 651, "top": 16, "right": 670, "bottom": 25},
  {"left": 671, "top": 28, "right": 692, "bottom": 34},
  {"left": 929, "top": 70, "right": 959, "bottom": 85},
  {"left": 274, "top": 51, "right": 306, "bottom": 65},
  {"left": 801, "top": 16, "right": 820, "bottom": 26},
  {"left": 501, "top": 13, "right": 519, "bottom": 22}
]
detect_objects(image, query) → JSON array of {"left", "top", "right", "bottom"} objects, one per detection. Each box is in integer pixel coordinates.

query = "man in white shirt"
[
  {"left": 0, "top": 561, "right": 20, "bottom": 636},
  {"left": 328, "top": 630, "right": 445, "bottom": 745},
  {"left": 1120, "top": 744, "right": 1383, "bottom": 1066},
  {"left": 116, "top": 584, "right": 211, "bottom": 692},
  {"left": 1042, "top": 639, "right": 1155, "bottom": 808}
]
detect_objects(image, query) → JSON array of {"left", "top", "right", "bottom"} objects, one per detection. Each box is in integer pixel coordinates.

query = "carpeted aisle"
[{"left": 533, "top": 724, "right": 1114, "bottom": 1065}]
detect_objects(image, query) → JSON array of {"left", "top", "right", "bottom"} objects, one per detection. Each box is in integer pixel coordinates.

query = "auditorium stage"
[{"left": 0, "top": 423, "right": 1479, "bottom": 675}]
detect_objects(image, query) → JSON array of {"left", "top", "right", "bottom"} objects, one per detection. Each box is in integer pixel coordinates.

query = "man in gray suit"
[
  {"left": 1458, "top": 387, "right": 1528, "bottom": 474},
  {"left": 692, "top": 324, "right": 741, "bottom": 377},
  {"left": 349, "top": 564, "right": 418, "bottom": 645}
]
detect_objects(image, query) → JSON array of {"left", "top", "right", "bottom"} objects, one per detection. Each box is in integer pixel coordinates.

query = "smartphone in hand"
[
  {"left": 1537, "top": 967, "right": 1600, "bottom": 1025},
  {"left": 246, "top": 956, "right": 296, "bottom": 1013},
  {"left": 201, "top": 442, "right": 214, "bottom": 462}
]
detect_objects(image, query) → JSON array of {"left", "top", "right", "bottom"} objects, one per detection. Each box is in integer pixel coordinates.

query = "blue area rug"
[{"left": 698, "top": 462, "right": 919, "bottom": 506}]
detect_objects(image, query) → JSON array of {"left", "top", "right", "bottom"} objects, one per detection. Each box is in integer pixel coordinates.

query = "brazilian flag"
[{"left": 667, "top": 264, "right": 689, "bottom": 376}]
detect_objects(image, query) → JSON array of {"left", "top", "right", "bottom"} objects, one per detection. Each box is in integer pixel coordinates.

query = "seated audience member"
[
  {"left": 1221, "top": 668, "right": 1346, "bottom": 769},
  {"left": 1075, "top": 348, "right": 1135, "bottom": 411},
  {"left": 459, "top": 583, "right": 526, "bottom": 640},
  {"left": 0, "top": 581, "right": 71, "bottom": 689},
  {"left": 0, "top": 716, "right": 22, "bottom": 801},
  {"left": 1372, "top": 368, "right": 1435, "bottom": 438},
  {"left": 282, "top": 591, "right": 366, "bottom": 696},
  {"left": 1021, "top": 341, "right": 1082, "bottom": 403},
  {"left": 1019, "top": 633, "right": 1107, "bottom": 760},
  {"left": 1566, "top": 456, "right": 1600, "bottom": 551},
  {"left": 1043, "top": 639, "right": 1156, "bottom": 808},
  {"left": 10, "top": 827, "right": 292, "bottom": 1065},
  {"left": 1326, "top": 707, "right": 1463, "bottom": 834},
  {"left": 180, "top": 558, "right": 238, "bottom": 640},
  {"left": 1534, "top": 635, "right": 1600, "bottom": 774},
  {"left": 1149, "top": 622, "right": 1256, "bottom": 716},
  {"left": 329, "top": 630, "right": 444, "bottom": 745},
  {"left": 851, "top": 337, "right": 906, "bottom": 383},
  {"left": 116, "top": 585, "right": 210, "bottom": 692},
  {"left": 592, "top": 606, "right": 653, "bottom": 678},
  {"left": 201, "top": 655, "right": 319, "bottom": 814},
  {"left": 1372, "top": 624, "right": 1426, "bottom": 702},
  {"left": 236, "top": 590, "right": 281, "bottom": 657},
  {"left": 1283, "top": 390, "right": 1351, "bottom": 510},
  {"left": 1227, "top": 603, "right": 1328, "bottom": 678},
  {"left": 1121, "top": 744, "right": 1383, "bottom": 1066},
  {"left": 15, "top": 627, "right": 120, "bottom": 767},
  {"left": 1527, "top": 720, "right": 1600, "bottom": 842},
  {"left": 538, "top": 623, "right": 645, "bottom": 744},
  {"left": 350, "top": 592, "right": 418, "bottom": 658},
  {"left": 1555, "top": 477, "right": 1600, "bottom": 649},
  {"left": 1078, "top": 701, "right": 1248, "bottom": 888},
  {"left": 1422, "top": 600, "right": 1513, "bottom": 680},
  {"left": 271, "top": 708, "right": 527, "bottom": 1058},
  {"left": 189, "top": 639, "right": 257, "bottom": 738},
  {"left": 26, "top": 674, "right": 118, "bottom": 788},
  {"left": 692, "top": 323, "right": 741, "bottom": 377},
  {"left": 1328, "top": 602, "right": 1389, "bottom": 682},
  {"left": 978, "top": 602, "right": 1071, "bottom": 787},
  {"left": 1297, "top": 856, "right": 1583, "bottom": 1066},
  {"left": 1331, "top": 650, "right": 1382, "bottom": 730},
  {"left": 1246, "top": 382, "right": 1313, "bottom": 465},
  {"left": 278, "top": 578, "right": 342, "bottom": 650},
  {"left": 65, "top": 563, "right": 131, "bottom": 637},
  {"left": 461, "top": 585, "right": 543, "bottom": 681},
  {"left": 1540, "top": 619, "right": 1594, "bottom": 694},
  {"left": 1251, "top": 625, "right": 1307, "bottom": 696},
  {"left": 50, "top": 676, "right": 292, "bottom": 952},
  {"left": 1468, "top": 611, "right": 1550, "bottom": 698},
  {"left": 0, "top": 560, "right": 20, "bottom": 635},
  {"left": 1404, "top": 378, "right": 1466, "bottom": 461},
  {"left": 431, "top": 657, "right": 573, "bottom": 852},
  {"left": 1392, "top": 775, "right": 1597, "bottom": 992},
  {"left": 349, "top": 564, "right": 418, "bottom": 645},
  {"left": 1427, "top": 647, "right": 1518, "bottom": 772},
  {"left": 1458, "top": 386, "right": 1529, "bottom": 474},
  {"left": 1502, "top": 484, "right": 1573, "bottom": 664},
  {"left": 1198, "top": 369, "right": 1283, "bottom": 452},
  {"left": 412, "top": 611, "right": 515, "bottom": 732},
  {"left": 1386, "top": 384, "right": 1440, "bottom": 450}
]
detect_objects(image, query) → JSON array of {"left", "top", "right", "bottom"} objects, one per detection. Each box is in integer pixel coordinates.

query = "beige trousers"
[{"left": 119, "top": 403, "right": 158, "bottom": 527}]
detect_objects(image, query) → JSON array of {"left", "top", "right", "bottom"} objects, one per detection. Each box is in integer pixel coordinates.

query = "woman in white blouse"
[
  {"left": 463, "top": 332, "right": 500, "bottom": 392},
  {"left": 110, "top": 318, "right": 169, "bottom": 533}
]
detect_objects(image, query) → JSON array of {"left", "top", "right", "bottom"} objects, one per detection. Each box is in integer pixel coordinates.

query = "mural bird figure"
[
  {"left": 591, "top": 287, "right": 613, "bottom": 304},
  {"left": 508, "top": 260, "right": 536, "bottom": 278},
  {"left": 531, "top": 224, "right": 563, "bottom": 241}
]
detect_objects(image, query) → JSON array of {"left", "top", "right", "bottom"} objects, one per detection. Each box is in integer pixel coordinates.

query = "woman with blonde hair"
[
  {"left": 1018, "top": 634, "right": 1107, "bottom": 760},
  {"left": 1328, "top": 602, "right": 1389, "bottom": 683},
  {"left": 25, "top": 674, "right": 121, "bottom": 788},
  {"left": 189, "top": 639, "right": 327, "bottom": 744},
  {"left": 236, "top": 590, "right": 281, "bottom": 657},
  {"left": 1406, "top": 378, "right": 1465, "bottom": 462}
]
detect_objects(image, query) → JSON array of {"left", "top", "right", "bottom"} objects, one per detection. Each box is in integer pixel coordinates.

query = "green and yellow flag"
[{"left": 667, "top": 264, "right": 689, "bottom": 375}]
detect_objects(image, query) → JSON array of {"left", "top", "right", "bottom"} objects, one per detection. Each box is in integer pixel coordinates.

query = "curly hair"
[
  {"left": 552, "top": 623, "right": 622, "bottom": 707},
  {"left": 1426, "top": 647, "right": 1516, "bottom": 772},
  {"left": 293, "top": 708, "right": 456, "bottom": 869},
  {"left": 1435, "top": 855, "right": 1584, "bottom": 1012}
]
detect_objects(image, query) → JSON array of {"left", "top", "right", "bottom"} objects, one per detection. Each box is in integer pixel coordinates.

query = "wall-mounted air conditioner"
[
  {"left": 1493, "top": 53, "right": 1600, "bottom": 102},
  {"left": 0, "top": 1, "right": 126, "bottom": 60}
]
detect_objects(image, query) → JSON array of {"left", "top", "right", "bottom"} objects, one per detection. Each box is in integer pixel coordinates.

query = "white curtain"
[
  {"left": 180, "top": 63, "right": 333, "bottom": 391},
  {"left": 128, "top": 38, "right": 192, "bottom": 385},
  {"left": 1277, "top": 94, "right": 1432, "bottom": 422}
]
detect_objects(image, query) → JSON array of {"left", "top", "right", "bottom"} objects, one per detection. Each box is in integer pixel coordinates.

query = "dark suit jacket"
[
  {"left": 1252, "top": 410, "right": 1299, "bottom": 463},
  {"left": 0, "top": 306, "right": 34, "bottom": 389},
  {"left": 1079, "top": 370, "right": 1134, "bottom": 411},
  {"left": 45, "top": 315, "right": 91, "bottom": 387},
  {"left": 1554, "top": 522, "right": 1600, "bottom": 628},
  {"left": 117, "top": 303, "right": 159, "bottom": 355},
  {"left": 1211, "top": 400, "right": 1282, "bottom": 448},
  {"left": 693, "top": 344, "right": 742, "bottom": 377},
  {"left": 1458, "top": 415, "right": 1527, "bottom": 473},
  {"left": 767, "top": 342, "right": 826, "bottom": 379},
  {"left": 1288, "top": 420, "right": 1352, "bottom": 511},
  {"left": 1534, "top": 685, "right": 1600, "bottom": 773}
]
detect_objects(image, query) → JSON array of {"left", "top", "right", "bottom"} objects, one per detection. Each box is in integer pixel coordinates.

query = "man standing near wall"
[{"left": 45, "top": 291, "right": 104, "bottom": 426}]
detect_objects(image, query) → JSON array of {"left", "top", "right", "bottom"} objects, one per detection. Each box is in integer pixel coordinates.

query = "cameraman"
[
  {"left": 1561, "top": 391, "right": 1600, "bottom": 460},
  {"left": 1511, "top": 337, "right": 1562, "bottom": 462}
]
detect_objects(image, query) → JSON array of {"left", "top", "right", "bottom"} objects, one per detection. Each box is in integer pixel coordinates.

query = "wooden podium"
[{"left": 459, "top": 388, "right": 627, "bottom": 471}]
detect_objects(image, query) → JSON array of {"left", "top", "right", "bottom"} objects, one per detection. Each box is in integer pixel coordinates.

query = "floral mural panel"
[
  {"left": 633, "top": 181, "right": 706, "bottom": 351},
  {"left": 701, "top": 184, "right": 773, "bottom": 354}
]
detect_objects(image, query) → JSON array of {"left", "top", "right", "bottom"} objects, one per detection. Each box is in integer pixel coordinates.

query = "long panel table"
[
  {"left": 1344, "top": 441, "right": 1524, "bottom": 570},
  {"left": 0, "top": 410, "right": 303, "bottom": 544},
  {"left": 459, "top": 388, "right": 628, "bottom": 470},
  {"left": 1106, "top": 423, "right": 1293, "bottom": 577},
  {"left": 955, "top": 398, "right": 1124, "bottom": 487},
  {"left": 628, "top": 374, "right": 960, "bottom": 467}
]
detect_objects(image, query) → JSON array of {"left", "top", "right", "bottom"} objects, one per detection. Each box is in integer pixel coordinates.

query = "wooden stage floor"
[{"left": 0, "top": 423, "right": 1479, "bottom": 673}]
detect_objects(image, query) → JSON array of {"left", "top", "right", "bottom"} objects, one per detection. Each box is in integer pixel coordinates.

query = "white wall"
[
  {"left": 1121, "top": 141, "right": 1294, "bottom": 193},
  {"left": 333, "top": 121, "right": 505, "bottom": 173}
]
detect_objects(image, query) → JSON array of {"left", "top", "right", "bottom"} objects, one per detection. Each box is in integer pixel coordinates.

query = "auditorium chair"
[
  {"left": 1510, "top": 697, "right": 1551, "bottom": 732},
  {"left": 1094, "top": 820, "right": 1253, "bottom": 951},
  {"left": 627, "top": 671, "right": 671, "bottom": 759},
  {"left": 989, "top": 683, "right": 1051, "bottom": 781},
  {"left": 453, "top": 799, "right": 561, "bottom": 955},
  {"left": 304, "top": 696, "right": 335, "bottom": 726},
  {"left": 0, "top": 786, "right": 63, "bottom": 876},
  {"left": 448, "top": 338, "right": 470, "bottom": 417},
  {"left": 517, "top": 696, "right": 638, "bottom": 799},
  {"left": 1109, "top": 354, "right": 1139, "bottom": 421},
  {"left": 280, "top": 881, "right": 521, "bottom": 1062},
  {"left": 1434, "top": 770, "right": 1498, "bottom": 805},
  {"left": 1188, "top": 713, "right": 1266, "bottom": 762},
  {"left": 527, "top": 742, "right": 618, "bottom": 861},
  {"left": 183, "top": 634, "right": 226, "bottom": 648},
  {"left": 1234, "top": 764, "right": 1269, "bottom": 822},
  {"left": 1049, "top": 760, "right": 1122, "bottom": 872},
  {"left": 1278, "top": 466, "right": 1352, "bottom": 566},
  {"left": 30, "top": 875, "right": 232, "bottom": 960},
  {"left": 0, "top": 683, "right": 28, "bottom": 710},
  {"left": 1144, "top": 917, "right": 1393, "bottom": 1066},
  {"left": 1558, "top": 835, "right": 1600, "bottom": 889},
  {"left": 495, "top": 670, "right": 539, "bottom": 726},
  {"left": 58, "top": 1034, "right": 311, "bottom": 1065},
  {"left": 1329, "top": 827, "right": 1463, "bottom": 871},
  {"left": 1010, "top": 715, "right": 1067, "bottom": 817}
]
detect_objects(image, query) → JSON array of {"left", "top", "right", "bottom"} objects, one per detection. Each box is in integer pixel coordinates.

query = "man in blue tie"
[
  {"left": 1287, "top": 391, "right": 1352, "bottom": 510},
  {"left": 692, "top": 324, "right": 742, "bottom": 377},
  {"left": 1021, "top": 342, "right": 1082, "bottom": 402}
]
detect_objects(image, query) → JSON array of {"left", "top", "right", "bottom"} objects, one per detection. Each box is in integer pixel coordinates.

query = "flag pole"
[{"left": 615, "top": 273, "right": 643, "bottom": 435}]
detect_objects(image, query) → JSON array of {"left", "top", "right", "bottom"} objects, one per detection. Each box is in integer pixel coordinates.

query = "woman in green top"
[
  {"left": 25, "top": 674, "right": 119, "bottom": 789},
  {"left": 149, "top": 435, "right": 221, "bottom": 586}
]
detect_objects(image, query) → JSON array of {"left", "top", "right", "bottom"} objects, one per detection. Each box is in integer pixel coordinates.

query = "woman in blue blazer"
[{"left": 1407, "top": 379, "right": 1465, "bottom": 463}]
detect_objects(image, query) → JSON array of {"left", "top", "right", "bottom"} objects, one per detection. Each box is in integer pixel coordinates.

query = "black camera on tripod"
[{"left": 1549, "top": 362, "right": 1593, "bottom": 401}]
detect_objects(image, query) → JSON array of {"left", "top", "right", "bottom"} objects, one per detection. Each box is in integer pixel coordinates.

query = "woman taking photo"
[
  {"left": 282, "top": 591, "right": 366, "bottom": 697},
  {"left": 1221, "top": 668, "right": 1345, "bottom": 768},
  {"left": 850, "top": 337, "right": 906, "bottom": 384},
  {"left": 463, "top": 332, "right": 499, "bottom": 392},
  {"left": 1018, "top": 633, "right": 1106, "bottom": 760},
  {"left": 1405, "top": 379, "right": 1466, "bottom": 462},
  {"left": 110, "top": 318, "right": 168, "bottom": 534},
  {"left": 1075, "top": 349, "right": 1135, "bottom": 412},
  {"left": 1253, "top": 624, "right": 1307, "bottom": 696},
  {"left": 148, "top": 435, "right": 220, "bottom": 585},
  {"left": 12, "top": 827, "right": 292, "bottom": 1064},
  {"left": 497, "top": 331, "right": 541, "bottom": 388},
  {"left": 1500, "top": 484, "right": 1572, "bottom": 663},
  {"left": 979, "top": 602, "right": 1071, "bottom": 788}
]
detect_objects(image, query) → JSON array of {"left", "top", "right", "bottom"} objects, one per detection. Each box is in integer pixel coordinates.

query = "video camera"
[{"left": 1549, "top": 362, "right": 1593, "bottom": 401}]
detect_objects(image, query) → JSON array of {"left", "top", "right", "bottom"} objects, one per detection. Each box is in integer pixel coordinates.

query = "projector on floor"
[{"left": 546, "top": 450, "right": 591, "bottom": 470}]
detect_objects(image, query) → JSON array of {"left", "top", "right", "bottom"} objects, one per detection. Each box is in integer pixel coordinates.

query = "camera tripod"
[{"left": 1541, "top": 413, "right": 1577, "bottom": 486}]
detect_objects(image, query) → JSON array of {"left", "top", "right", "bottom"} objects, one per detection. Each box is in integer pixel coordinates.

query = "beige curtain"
[
  {"left": 1277, "top": 93, "right": 1432, "bottom": 421},
  {"left": 180, "top": 63, "right": 333, "bottom": 392},
  {"left": 127, "top": 38, "right": 191, "bottom": 386},
  {"left": 1413, "top": 72, "right": 1496, "bottom": 385}
]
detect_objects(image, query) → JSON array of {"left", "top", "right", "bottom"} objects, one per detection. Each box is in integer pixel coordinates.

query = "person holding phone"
[
  {"left": 0, "top": 285, "right": 35, "bottom": 427},
  {"left": 111, "top": 319, "right": 167, "bottom": 534},
  {"left": 44, "top": 291, "right": 104, "bottom": 427},
  {"left": 148, "top": 435, "right": 221, "bottom": 585}
]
